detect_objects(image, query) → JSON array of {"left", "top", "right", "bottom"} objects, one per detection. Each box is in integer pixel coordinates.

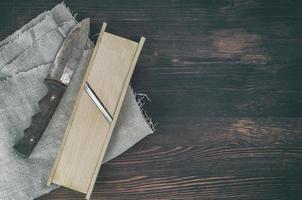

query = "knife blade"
[{"left": 13, "top": 18, "right": 90, "bottom": 158}]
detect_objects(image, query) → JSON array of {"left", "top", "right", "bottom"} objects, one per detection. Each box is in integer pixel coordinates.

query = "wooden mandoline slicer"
[{"left": 48, "top": 22, "right": 145, "bottom": 199}]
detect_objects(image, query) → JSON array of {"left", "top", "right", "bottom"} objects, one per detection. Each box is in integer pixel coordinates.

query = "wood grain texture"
[
  {"left": 0, "top": 0, "right": 301, "bottom": 199},
  {"left": 48, "top": 25, "right": 144, "bottom": 199},
  {"left": 52, "top": 91, "right": 110, "bottom": 194},
  {"left": 87, "top": 32, "right": 138, "bottom": 115}
]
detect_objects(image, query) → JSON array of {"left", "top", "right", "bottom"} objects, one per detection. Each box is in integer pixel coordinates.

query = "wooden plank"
[
  {"left": 48, "top": 22, "right": 145, "bottom": 199},
  {"left": 86, "top": 32, "right": 138, "bottom": 115}
]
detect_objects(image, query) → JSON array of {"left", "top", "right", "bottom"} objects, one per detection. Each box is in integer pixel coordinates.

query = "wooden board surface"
[
  {"left": 48, "top": 25, "right": 144, "bottom": 199},
  {"left": 0, "top": 0, "right": 302, "bottom": 199},
  {"left": 87, "top": 32, "right": 138, "bottom": 115},
  {"left": 52, "top": 91, "right": 110, "bottom": 193}
]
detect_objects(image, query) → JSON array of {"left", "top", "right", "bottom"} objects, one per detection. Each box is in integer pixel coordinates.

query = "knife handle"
[{"left": 13, "top": 80, "right": 66, "bottom": 158}]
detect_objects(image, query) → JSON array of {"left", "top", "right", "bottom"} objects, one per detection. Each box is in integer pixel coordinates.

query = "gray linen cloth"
[{"left": 0, "top": 3, "right": 153, "bottom": 200}]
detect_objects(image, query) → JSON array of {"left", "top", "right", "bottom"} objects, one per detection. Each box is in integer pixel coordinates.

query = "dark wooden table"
[{"left": 1, "top": 0, "right": 302, "bottom": 199}]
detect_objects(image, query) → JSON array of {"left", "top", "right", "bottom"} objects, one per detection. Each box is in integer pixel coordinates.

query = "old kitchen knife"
[{"left": 13, "top": 18, "right": 90, "bottom": 158}]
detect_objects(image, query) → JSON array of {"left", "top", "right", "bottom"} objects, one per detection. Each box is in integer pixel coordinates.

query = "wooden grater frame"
[{"left": 48, "top": 22, "right": 145, "bottom": 199}]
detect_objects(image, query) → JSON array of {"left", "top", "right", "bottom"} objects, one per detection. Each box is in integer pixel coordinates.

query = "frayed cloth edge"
[{"left": 131, "top": 87, "right": 156, "bottom": 133}]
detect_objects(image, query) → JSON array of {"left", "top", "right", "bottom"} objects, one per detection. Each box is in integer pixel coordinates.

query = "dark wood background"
[{"left": 1, "top": 0, "right": 302, "bottom": 199}]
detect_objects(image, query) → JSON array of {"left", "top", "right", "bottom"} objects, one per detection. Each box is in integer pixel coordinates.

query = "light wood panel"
[
  {"left": 87, "top": 32, "right": 138, "bottom": 115},
  {"left": 52, "top": 91, "right": 110, "bottom": 193},
  {"left": 48, "top": 22, "right": 145, "bottom": 199}
]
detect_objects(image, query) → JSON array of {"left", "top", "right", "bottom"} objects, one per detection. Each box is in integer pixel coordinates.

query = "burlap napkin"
[{"left": 0, "top": 3, "right": 153, "bottom": 200}]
